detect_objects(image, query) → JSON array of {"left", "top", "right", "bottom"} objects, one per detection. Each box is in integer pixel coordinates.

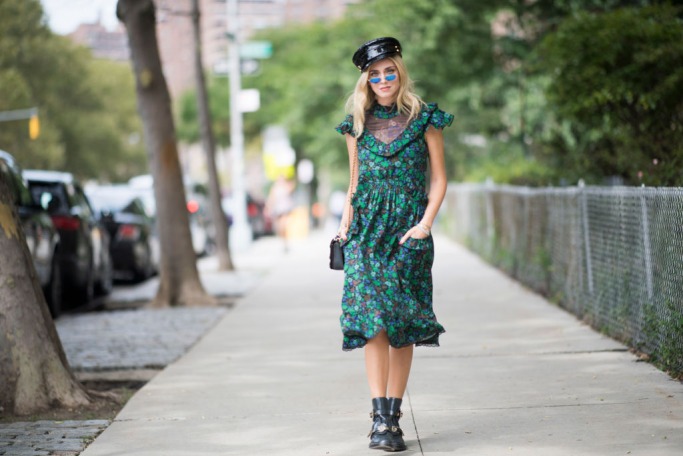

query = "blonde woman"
[{"left": 335, "top": 37, "right": 453, "bottom": 452}]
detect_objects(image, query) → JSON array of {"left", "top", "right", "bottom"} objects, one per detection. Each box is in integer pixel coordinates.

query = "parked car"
[
  {"left": 247, "top": 194, "right": 274, "bottom": 239},
  {"left": 222, "top": 193, "right": 274, "bottom": 239},
  {"left": 23, "top": 170, "right": 113, "bottom": 306},
  {"left": 0, "top": 151, "right": 63, "bottom": 317},
  {"left": 86, "top": 184, "right": 159, "bottom": 281}
]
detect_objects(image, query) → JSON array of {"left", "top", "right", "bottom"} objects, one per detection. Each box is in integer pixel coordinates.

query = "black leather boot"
[
  {"left": 386, "top": 397, "right": 407, "bottom": 452},
  {"left": 368, "top": 397, "right": 392, "bottom": 450}
]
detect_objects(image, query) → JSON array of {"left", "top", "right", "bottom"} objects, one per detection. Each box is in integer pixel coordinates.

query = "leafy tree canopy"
[
  {"left": 176, "top": 0, "right": 683, "bottom": 188},
  {"left": 537, "top": 4, "right": 683, "bottom": 185},
  {"left": 0, "top": 0, "right": 146, "bottom": 181}
]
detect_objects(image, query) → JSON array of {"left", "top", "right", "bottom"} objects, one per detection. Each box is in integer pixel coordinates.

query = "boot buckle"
[{"left": 368, "top": 423, "right": 389, "bottom": 438}]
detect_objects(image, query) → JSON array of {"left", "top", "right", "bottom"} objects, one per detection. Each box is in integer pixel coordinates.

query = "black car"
[
  {"left": 0, "top": 151, "right": 62, "bottom": 317},
  {"left": 86, "top": 185, "right": 159, "bottom": 281},
  {"left": 221, "top": 193, "right": 275, "bottom": 240},
  {"left": 24, "top": 170, "right": 113, "bottom": 306}
]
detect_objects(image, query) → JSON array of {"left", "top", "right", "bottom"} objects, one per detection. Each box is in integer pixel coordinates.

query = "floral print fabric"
[{"left": 335, "top": 102, "right": 453, "bottom": 351}]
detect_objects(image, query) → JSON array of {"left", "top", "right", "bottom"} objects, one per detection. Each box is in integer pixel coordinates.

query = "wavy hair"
[{"left": 344, "top": 56, "right": 424, "bottom": 137}]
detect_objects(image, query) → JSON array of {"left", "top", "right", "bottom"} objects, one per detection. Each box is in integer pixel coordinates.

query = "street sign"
[
  {"left": 239, "top": 89, "right": 260, "bottom": 113},
  {"left": 240, "top": 41, "right": 272, "bottom": 59},
  {"left": 241, "top": 59, "right": 260, "bottom": 76},
  {"left": 212, "top": 58, "right": 261, "bottom": 77}
]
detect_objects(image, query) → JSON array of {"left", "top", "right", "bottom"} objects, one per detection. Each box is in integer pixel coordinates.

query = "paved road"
[{"left": 78, "top": 230, "right": 682, "bottom": 456}]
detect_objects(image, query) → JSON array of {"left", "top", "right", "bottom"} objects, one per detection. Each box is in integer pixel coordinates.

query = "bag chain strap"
[{"left": 339, "top": 141, "right": 358, "bottom": 237}]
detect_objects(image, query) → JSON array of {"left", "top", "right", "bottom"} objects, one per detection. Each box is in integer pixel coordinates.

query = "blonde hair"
[{"left": 344, "top": 56, "right": 424, "bottom": 137}]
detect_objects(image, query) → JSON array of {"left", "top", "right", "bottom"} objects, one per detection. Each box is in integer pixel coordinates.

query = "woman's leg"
[
  {"left": 365, "top": 331, "right": 390, "bottom": 397},
  {"left": 365, "top": 335, "right": 415, "bottom": 398},
  {"left": 387, "top": 344, "right": 414, "bottom": 398},
  {"left": 365, "top": 337, "right": 413, "bottom": 452}
]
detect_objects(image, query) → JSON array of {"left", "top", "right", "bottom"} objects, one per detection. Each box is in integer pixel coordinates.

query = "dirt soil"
[{"left": 0, "top": 379, "right": 146, "bottom": 423}]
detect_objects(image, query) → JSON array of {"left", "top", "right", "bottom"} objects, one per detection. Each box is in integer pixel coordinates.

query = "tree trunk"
[
  {"left": 0, "top": 178, "right": 92, "bottom": 416},
  {"left": 117, "top": 0, "right": 215, "bottom": 307},
  {"left": 191, "top": 0, "right": 234, "bottom": 271}
]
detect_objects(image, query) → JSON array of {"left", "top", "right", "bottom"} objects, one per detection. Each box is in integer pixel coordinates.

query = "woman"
[
  {"left": 336, "top": 37, "right": 453, "bottom": 452},
  {"left": 265, "top": 174, "right": 295, "bottom": 251}
]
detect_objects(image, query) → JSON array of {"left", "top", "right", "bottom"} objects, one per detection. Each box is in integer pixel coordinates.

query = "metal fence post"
[
  {"left": 485, "top": 178, "right": 495, "bottom": 257},
  {"left": 640, "top": 187, "right": 654, "bottom": 300},
  {"left": 579, "top": 180, "right": 594, "bottom": 296}
]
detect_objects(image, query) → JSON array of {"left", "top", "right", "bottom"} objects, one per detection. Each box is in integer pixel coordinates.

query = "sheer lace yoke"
[{"left": 366, "top": 111, "right": 411, "bottom": 145}]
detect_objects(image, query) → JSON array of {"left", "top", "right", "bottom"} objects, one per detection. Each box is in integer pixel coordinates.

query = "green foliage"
[
  {"left": 465, "top": 141, "right": 556, "bottom": 185},
  {"left": 642, "top": 300, "right": 683, "bottom": 378},
  {"left": 177, "top": 76, "right": 232, "bottom": 147},
  {"left": 0, "top": 0, "right": 146, "bottom": 181},
  {"left": 177, "top": 0, "right": 681, "bottom": 189},
  {"left": 537, "top": 5, "right": 683, "bottom": 186}
]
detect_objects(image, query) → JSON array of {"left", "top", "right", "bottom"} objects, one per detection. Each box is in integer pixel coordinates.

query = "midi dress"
[{"left": 335, "top": 102, "right": 453, "bottom": 351}]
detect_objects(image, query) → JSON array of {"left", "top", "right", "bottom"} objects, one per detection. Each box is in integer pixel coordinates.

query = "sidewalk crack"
[{"left": 406, "top": 390, "right": 424, "bottom": 455}]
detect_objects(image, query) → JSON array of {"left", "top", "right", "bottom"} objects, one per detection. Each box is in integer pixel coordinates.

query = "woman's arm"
[
  {"left": 399, "top": 126, "right": 447, "bottom": 244},
  {"left": 339, "top": 133, "right": 359, "bottom": 240}
]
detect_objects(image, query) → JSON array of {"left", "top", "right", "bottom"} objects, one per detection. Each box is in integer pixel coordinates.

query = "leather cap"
[{"left": 352, "top": 37, "right": 402, "bottom": 72}]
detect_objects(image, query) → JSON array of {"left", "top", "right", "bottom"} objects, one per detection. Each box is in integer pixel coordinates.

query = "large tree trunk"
[
  {"left": 117, "top": 0, "right": 215, "bottom": 307},
  {"left": 191, "top": 0, "right": 234, "bottom": 271},
  {"left": 0, "top": 178, "right": 92, "bottom": 416}
]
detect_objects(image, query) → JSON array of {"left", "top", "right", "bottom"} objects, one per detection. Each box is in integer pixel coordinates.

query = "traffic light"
[{"left": 29, "top": 114, "right": 40, "bottom": 140}]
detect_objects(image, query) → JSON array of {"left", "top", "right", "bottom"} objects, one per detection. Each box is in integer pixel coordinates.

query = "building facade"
[{"left": 155, "top": 0, "right": 360, "bottom": 100}]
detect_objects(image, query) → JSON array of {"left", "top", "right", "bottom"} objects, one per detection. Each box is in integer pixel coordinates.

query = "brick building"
[
  {"left": 155, "top": 0, "right": 360, "bottom": 99},
  {"left": 67, "top": 0, "right": 360, "bottom": 100}
]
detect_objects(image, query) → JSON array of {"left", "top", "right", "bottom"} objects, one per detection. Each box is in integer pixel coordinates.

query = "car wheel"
[
  {"left": 75, "top": 261, "right": 95, "bottom": 306},
  {"left": 45, "top": 253, "right": 63, "bottom": 319},
  {"left": 133, "top": 242, "right": 152, "bottom": 282}
]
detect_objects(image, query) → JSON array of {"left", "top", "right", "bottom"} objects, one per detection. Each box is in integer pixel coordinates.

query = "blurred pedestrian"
[
  {"left": 335, "top": 37, "right": 453, "bottom": 452},
  {"left": 328, "top": 190, "right": 346, "bottom": 229},
  {"left": 265, "top": 174, "right": 295, "bottom": 251}
]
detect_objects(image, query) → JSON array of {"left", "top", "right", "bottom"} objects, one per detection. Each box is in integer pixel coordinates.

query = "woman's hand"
[
  {"left": 338, "top": 223, "right": 349, "bottom": 241},
  {"left": 399, "top": 224, "right": 430, "bottom": 244}
]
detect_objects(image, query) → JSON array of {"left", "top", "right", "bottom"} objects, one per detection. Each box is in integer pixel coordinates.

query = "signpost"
[
  {"left": 226, "top": 0, "right": 252, "bottom": 251},
  {"left": 225, "top": 1, "right": 271, "bottom": 251}
]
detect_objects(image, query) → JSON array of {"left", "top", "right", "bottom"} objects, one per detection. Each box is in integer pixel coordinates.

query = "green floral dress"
[{"left": 335, "top": 102, "right": 453, "bottom": 351}]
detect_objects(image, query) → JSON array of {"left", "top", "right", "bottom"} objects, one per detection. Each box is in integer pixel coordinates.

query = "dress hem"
[{"left": 341, "top": 329, "right": 445, "bottom": 352}]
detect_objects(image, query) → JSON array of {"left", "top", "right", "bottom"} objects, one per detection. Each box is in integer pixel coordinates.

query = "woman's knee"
[{"left": 367, "top": 330, "right": 389, "bottom": 345}]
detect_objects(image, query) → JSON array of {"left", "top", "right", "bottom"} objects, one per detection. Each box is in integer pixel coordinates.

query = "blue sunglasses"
[{"left": 369, "top": 74, "right": 397, "bottom": 84}]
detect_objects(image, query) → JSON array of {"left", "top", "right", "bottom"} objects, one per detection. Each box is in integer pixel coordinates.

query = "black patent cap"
[{"left": 352, "top": 37, "right": 402, "bottom": 72}]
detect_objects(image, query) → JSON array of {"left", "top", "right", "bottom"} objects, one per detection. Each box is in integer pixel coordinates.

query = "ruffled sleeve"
[
  {"left": 425, "top": 103, "right": 454, "bottom": 130},
  {"left": 335, "top": 114, "right": 355, "bottom": 137}
]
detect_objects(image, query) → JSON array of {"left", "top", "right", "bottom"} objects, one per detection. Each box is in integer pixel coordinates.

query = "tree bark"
[
  {"left": 191, "top": 0, "right": 234, "bottom": 271},
  {"left": 117, "top": 0, "right": 215, "bottom": 307},
  {"left": 0, "top": 177, "right": 92, "bottom": 416}
]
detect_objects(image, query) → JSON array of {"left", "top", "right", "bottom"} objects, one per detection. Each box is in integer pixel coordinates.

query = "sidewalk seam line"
[{"left": 406, "top": 390, "right": 424, "bottom": 455}]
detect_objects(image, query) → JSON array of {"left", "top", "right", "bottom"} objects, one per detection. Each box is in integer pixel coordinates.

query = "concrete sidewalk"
[{"left": 80, "top": 231, "right": 682, "bottom": 456}]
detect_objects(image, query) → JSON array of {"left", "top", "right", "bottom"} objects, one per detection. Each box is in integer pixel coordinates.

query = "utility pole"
[{"left": 226, "top": 0, "right": 252, "bottom": 251}]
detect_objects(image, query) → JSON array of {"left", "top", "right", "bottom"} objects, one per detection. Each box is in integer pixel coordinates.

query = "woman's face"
[{"left": 367, "top": 59, "right": 400, "bottom": 104}]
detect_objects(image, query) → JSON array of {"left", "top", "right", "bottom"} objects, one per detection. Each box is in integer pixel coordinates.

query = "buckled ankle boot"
[
  {"left": 386, "top": 397, "right": 407, "bottom": 451},
  {"left": 368, "top": 397, "right": 393, "bottom": 450}
]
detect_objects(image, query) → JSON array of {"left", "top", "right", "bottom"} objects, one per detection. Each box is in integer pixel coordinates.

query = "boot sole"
[{"left": 369, "top": 443, "right": 407, "bottom": 452}]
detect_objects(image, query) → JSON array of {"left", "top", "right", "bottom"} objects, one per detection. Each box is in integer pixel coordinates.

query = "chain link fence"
[{"left": 439, "top": 182, "right": 683, "bottom": 377}]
